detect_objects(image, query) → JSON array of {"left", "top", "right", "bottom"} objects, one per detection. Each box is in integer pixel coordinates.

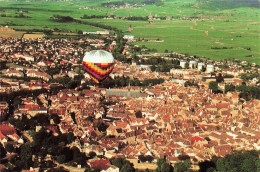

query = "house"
[
  {"left": 22, "top": 55, "right": 34, "bottom": 62},
  {"left": 123, "top": 35, "right": 135, "bottom": 41},
  {"left": 88, "top": 159, "right": 119, "bottom": 172},
  {"left": 106, "top": 88, "right": 140, "bottom": 98},
  {"left": 96, "top": 30, "right": 110, "bottom": 35},
  {"left": 68, "top": 71, "right": 79, "bottom": 79},
  {"left": 0, "top": 124, "right": 23, "bottom": 144},
  {"left": 4, "top": 69, "right": 24, "bottom": 78},
  {"left": 106, "top": 124, "right": 118, "bottom": 137},
  {"left": 213, "top": 145, "right": 233, "bottom": 157},
  {"left": 26, "top": 69, "right": 51, "bottom": 81},
  {"left": 0, "top": 124, "right": 16, "bottom": 136}
]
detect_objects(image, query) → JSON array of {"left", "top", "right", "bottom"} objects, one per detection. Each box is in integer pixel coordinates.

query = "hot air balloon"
[{"left": 82, "top": 50, "right": 114, "bottom": 84}]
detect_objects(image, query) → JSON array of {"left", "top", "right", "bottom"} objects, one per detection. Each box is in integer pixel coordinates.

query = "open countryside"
[{"left": 0, "top": 0, "right": 259, "bottom": 64}]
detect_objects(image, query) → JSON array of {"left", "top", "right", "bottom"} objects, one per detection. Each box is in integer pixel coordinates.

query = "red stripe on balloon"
[{"left": 95, "top": 63, "right": 113, "bottom": 69}]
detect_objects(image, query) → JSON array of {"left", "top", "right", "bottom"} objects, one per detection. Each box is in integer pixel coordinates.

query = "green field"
[{"left": 0, "top": 0, "right": 259, "bottom": 64}]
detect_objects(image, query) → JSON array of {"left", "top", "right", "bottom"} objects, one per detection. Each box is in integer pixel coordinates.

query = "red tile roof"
[
  {"left": 88, "top": 159, "right": 110, "bottom": 170},
  {"left": 0, "top": 124, "right": 16, "bottom": 135},
  {"left": 190, "top": 136, "right": 205, "bottom": 142}
]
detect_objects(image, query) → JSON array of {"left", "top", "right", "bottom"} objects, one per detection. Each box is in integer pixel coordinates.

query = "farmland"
[{"left": 0, "top": 0, "right": 259, "bottom": 64}]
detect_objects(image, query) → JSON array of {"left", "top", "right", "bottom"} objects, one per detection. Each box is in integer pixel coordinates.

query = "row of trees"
[
  {"left": 132, "top": 55, "right": 182, "bottom": 72},
  {"left": 82, "top": 76, "right": 164, "bottom": 88},
  {"left": 184, "top": 80, "right": 200, "bottom": 88},
  {"left": 102, "top": 0, "right": 163, "bottom": 7},
  {"left": 2, "top": 140, "right": 259, "bottom": 171},
  {"left": 81, "top": 14, "right": 107, "bottom": 19},
  {"left": 9, "top": 113, "right": 60, "bottom": 131},
  {"left": 49, "top": 14, "right": 122, "bottom": 35},
  {"left": 112, "top": 150, "right": 260, "bottom": 172},
  {"left": 80, "top": 15, "right": 161, "bottom": 21},
  {"left": 209, "top": 81, "right": 260, "bottom": 100},
  {"left": 198, "top": 150, "right": 260, "bottom": 172},
  {"left": 240, "top": 72, "right": 259, "bottom": 82},
  {"left": 51, "top": 76, "right": 82, "bottom": 89}
]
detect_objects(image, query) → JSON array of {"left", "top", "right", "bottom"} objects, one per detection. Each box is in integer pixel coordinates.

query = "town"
[{"left": 0, "top": 34, "right": 259, "bottom": 172}]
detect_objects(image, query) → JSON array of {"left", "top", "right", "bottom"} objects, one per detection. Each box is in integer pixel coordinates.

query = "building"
[
  {"left": 83, "top": 31, "right": 97, "bottom": 35},
  {"left": 106, "top": 88, "right": 140, "bottom": 98},
  {"left": 180, "top": 61, "right": 187, "bottom": 68},
  {"left": 198, "top": 63, "right": 205, "bottom": 71},
  {"left": 123, "top": 35, "right": 135, "bottom": 41},
  {"left": 83, "top": 30, "right": 110, "bottom": 35},
  {"left": 68, "top": 71, "right": 79, "bottom": 79},
  {"left": 206, "top": 65, "right": 215, "bottom": 73},
  {"left": 189, "top": 61, "right": 197, "bottom": 69},
  {"left": 96, "top": 30, "right": 110, "bottom": 35},
  {"left": 4, "top": 69, "right": 24, "bottom": 78}
]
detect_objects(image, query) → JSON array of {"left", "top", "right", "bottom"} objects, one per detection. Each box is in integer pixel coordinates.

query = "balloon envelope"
[{"left": 82, "top": 50, "right": 114, "bottom": 84}]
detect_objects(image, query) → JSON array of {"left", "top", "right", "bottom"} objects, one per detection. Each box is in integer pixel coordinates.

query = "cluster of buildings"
[
  {"left": 7, "top": 78, "right": 259, "bottom": 170},
  {"left": 0, "top": 37, "right": 112, "bottom": 69},
  {"left": 0, "top": 77, "right": 58, "bottom": 93},
  {"left": 0, "top": 35, "right": 259, "bottom": 171}
]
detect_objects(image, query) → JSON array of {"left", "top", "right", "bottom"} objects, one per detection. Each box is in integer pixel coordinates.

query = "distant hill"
[{"left": 196, "top": 0, "right": 260, "bottom": 9}]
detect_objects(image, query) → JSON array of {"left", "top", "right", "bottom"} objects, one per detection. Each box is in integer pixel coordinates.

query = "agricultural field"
[{"left": 0, "top": 0, "right": 259, "bottom": 64}]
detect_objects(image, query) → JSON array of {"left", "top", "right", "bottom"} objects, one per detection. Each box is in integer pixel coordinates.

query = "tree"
[
  {"left": 198, "top": 160, "right": 216, "bottom": 172},
  {"left": 57, "top": 154, "right": 66, "bottom": 164},
  {"left": 204, "top": 137, "right": 211, "bottom": 141},
  {"left": 138, "top": 155, "right": 147, "bottom": 162},
  {"left": 33, "top": 113, "right": 50, "bottom": 125},
  {"left": 216, "top": 73, "right": 224, "bottom": 83},
  {"left": 67, "top": 80, "right": 80, "bottom": 89},
  {"left": 5, "top": 142, "right": 14, "bottom": 153},
  {"left": 78, "top": 30, "right": 83, "bottom": 34},
  {"left": 0, "top": 143, "right": 6, "bottom": 159},
  {"left": 161, "top": 162, "right": 172, "bottom": 172},
  {"left": 215, "top": 150, "right": 260, "bottom": 172},
  {"left": 178, "top": 155, "right": 190, "bottom": 161},
  {"left": 112, "top": 158, "right": 124, "bottom": 169},
  {"left": 241, "top": 158, "right": 257, "bottom": 172},
  {"left": 156, "top": 158, "right": 173, "bottom": 172},
  {"left": 225, "top": 84, "right": 235, "bottom": 93},
  {"left": 209, "top": 81, "right": 218, "bottom": 93},
  {"left": 0, "top": 61, "right": 7, "bottom": 70},
  {"left": 201, "top": 65, "right": 206, "bottom": 72},
  {"left": 150, "top": 65, "right": 156, "bottom": 72},
  {"left": 146, "top": 155, "right": 154, "bottom": 163},
  {"left": 20, "top": 143, "right": 33, "bottom": 169},
  {"left": 13, "top": 96, "right": 22, "bottom": 108},
  {"left": 50, "top": 114, "right": 61, "bottom": 124},
  {"left": 135, "top": 110, "right": 142, "bottom": 118},
  {"left": 88, "top": 151, "right": 96, "bottom": 159},
  {"left": 174, "top": 159, "right": 191, "bottom": 172},
  {"left": 112, "top": 158, "right": 134, "bottom": 171},
  {"left": 66, "top": 132, "right": 75, "bottom": 144},
  {"left": 256, "top": 159, "right": 260, "bottom": 172},
  {"left": 185, "top": 62, "right": 189, "bottom": 69},
  {"left": 97, "top": 121, "right": 109, "bottom": 132},
  {"left": 121, "top": 162, "right": 135, "bottom": 172},
  {"left": 70, "top": 112, "right": 77, "bottom": 124}
]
